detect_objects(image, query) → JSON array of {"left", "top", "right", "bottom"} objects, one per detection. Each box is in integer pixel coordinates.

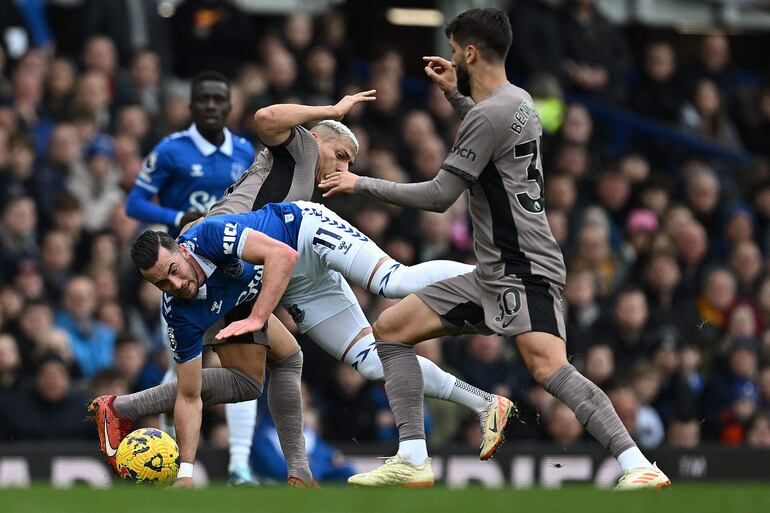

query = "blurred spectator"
[
  {"left": 608, "top": 385, "right": 640, "bottom": 441},
  {"left": 44, "top": 57, "right": 77, "bottom": 121},
  {"left": 67, "top": 135, "right": 124, "bottom": 232},
  {"left": 684, "top": 32, "right": 740, "bottom": 111},
  {"left": 0, "top": 355, "right": 94, "bottom": 440},
  {"left": 680, "top": 79, "right": 744, "bottom": 150},
  {"left": 599, "top": 287, "right": 656, "bottom": 371},
  {"left": 696, "top": 267, "right": 737, "bottom": 337},
  {"left": 507, "top": 0, "right": 563, "bottom": 80},
  {"left": 84, "top": 0, "right": 172, "bottom": 70},
  {"left": 630, "top": 41, "right": 685, "bottom": 123},
  {"left": 746, "top": 413, "right": 770, "bottom": 447},
  {"left": 0, "top": 333, "right": 23, "bottom": 392},
  {"left": 564, "top": 270, "right": 601, "bottom": 355},
  {"left": 113, "top": 334, "right": 147, "bottom": 391},
  {"left": 630, "top": 363, "right": 665, "bottom": 448},
  {"left": 570, "top": 219, "right": 626, "bottom": 297},
  {"left": 581, "top": 343, "right": 614, "bottom": 390},
  {"left": 0, "top": 195, "right": 38, "bottom": 278},
  {"left": 39, "top": 229, "right": 74, "bottom": 301},
  {"left": 667, "top": 417, "right": 701, "bottom": 448},
  {"left": 452, "top": 334, "right": 517, "bottom": 399},
  {"left": 55, "top": 275, "right": 116, "bottom": 377},
  {"left": 322, "top": 362, "right": 378, "bottom": 442},
  {"left": 559, "top": 0, "right": 631, "bottom": 104},
  {"left": 544, "top": 400, "right": 584, "bottom": 447},
  {"left": 171, "top": 0, "right": 254, "bottom": 78},
  {"left": 33, "top": 122, "right": 84, "bottom": 215}
]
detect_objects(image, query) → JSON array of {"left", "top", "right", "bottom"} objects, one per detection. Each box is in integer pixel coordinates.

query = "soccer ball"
[{"left": 115, "top": 428, "right": 181, "bottom": 486}]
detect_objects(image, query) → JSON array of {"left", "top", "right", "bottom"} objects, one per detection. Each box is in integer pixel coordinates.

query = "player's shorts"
[
  {"left": 416, "top": 271, "right": 567, "bottom": 339},
  {"left": 202, "top": 300, "right": 271, "bottom": 348}
]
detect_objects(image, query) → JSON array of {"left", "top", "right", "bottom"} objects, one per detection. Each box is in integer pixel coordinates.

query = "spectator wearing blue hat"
[{"left": 67, "top": 135, "right": 123, "bottom": 232}]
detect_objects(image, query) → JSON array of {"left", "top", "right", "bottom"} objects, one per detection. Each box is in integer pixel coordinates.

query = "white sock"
[
  {"left": 369, "top": 259, "right": 475, "bottom": 299},
  {"left": 447, "top": 378, "right": 495, "bottom": 413},
  {"left": 226, "top": 400, "right": 257, "bottom": 471},
  {"left": 617, "top": 446, "right": 652, "bottom": 472},
  {"left": 416, "top": 355, "right": 455, "bottom": 400},
  {"left": 398, "top": 439, "right": 429, "bottom": 465}
]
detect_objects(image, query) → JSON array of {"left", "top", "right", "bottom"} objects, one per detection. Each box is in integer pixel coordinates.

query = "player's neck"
[
  {"left": 183, "top": 251, "right": 208, "bottom": 286},
  {"left": 470, "top": 65, "right": 508, "bottom": 104},
  {"left": 198, "top": 127, "right": 226, "bottom": 147}
]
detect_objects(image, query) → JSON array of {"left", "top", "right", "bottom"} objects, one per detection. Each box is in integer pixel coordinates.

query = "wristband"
[{"left": 178, "top": 462, "right": 194, "bottom": 479}]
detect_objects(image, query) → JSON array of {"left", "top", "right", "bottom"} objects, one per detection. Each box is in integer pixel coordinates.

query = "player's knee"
[{"left": 372, "top": 307, "right": 401, "bottom": 341}]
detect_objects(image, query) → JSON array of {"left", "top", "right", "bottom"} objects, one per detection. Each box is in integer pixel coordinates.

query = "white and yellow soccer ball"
[{"left": 115, "top": 428, "right": 180, "bottom": 486}]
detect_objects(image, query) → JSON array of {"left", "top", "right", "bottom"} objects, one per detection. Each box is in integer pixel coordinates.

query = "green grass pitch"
[{"left": 2, "top": 484, "right": 769, "bottom": 513}]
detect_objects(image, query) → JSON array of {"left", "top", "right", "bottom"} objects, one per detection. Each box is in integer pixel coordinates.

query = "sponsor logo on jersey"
[
  {"left": 449, "top": 144, "right": 476, "bottom": 161},
  {"left": 338, "top": 240, "right": 352, "bottom": 255},
  {"left": 191, "top": 164, "right": 204, "bottom": 177},
  {"left": 222, "top": 223, "right": 238, "bottom": 255},
  {"left": 211, "top": 300, "right": 222, "bottom": 314}
]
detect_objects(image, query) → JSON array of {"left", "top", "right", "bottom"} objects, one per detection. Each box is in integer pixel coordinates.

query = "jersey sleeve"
[
  {"left": 441, "top": 108, "right": 497, "bottom": 183},
  {"left": 192, "top": 216, "right": 254, "bottom": 264},
  {"left": 134, "top": 141, "right": 175, "bottom": 194},
  {"left": 163, "top": 300, "right": 204, "bottom": 363}
]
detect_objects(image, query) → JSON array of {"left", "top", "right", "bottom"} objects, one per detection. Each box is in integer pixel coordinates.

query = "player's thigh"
[
  {"left": 266, "top": 313, "right": 301, "bottom": 364},
  {"left": 215, "top": 343, "right": 267, "bottom": 384},
  {"left": 373, "top": 294, "right": 454, "bottom": 344},
  {"left": 305, "top": 289, "right": 372, "bottom": 361},
  {"left": 514, "top": 331, "right": 568, "bottom": 384}
]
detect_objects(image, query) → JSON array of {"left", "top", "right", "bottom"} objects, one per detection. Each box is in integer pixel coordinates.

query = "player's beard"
[{"left": 456, "top": 62, "right": 471, "bottom": 97}]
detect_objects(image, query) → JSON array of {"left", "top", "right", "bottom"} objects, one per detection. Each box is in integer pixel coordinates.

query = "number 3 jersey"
[
  {"left": 442, "top": 84, "right": 566, "bottom": 286},
  {"left": 162, "top": 203, "right": 303, "bottom": 363}
]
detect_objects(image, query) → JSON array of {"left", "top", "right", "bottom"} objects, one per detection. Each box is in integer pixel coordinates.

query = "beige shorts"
[{"left": 416, "top": 271, "right": 566, "bottom": 339}]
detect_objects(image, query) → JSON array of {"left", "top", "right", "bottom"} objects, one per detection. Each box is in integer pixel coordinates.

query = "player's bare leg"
[
  {"left": 515, "top": 331, "right": 670, "bottom": 490},
  {"left": 265, "top": 317, "right": 316, "bottom": 487}
]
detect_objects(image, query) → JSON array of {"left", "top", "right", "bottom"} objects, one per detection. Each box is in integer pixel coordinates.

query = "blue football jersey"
[
  {"left": 162, "top": 203, "right": 303, "bottom": 363},
  {"left": 133, "top": 124, "right": 255, "bottom": 235}
]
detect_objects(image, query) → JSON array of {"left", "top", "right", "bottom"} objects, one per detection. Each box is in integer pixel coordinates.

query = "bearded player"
[{"left": 321, "top": 8, "right": 670, "bottom": 489}]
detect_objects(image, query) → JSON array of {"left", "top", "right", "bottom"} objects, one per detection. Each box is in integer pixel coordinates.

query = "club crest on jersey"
[
  {"left": 222, "top": 223, "right": 238, "bottom": 255},
  {"left": 191, "top": 164, "right": 204, "bottom": 177},
  {"left": 224, "top": 260, "right": 244, "bottom": 278},
  {"left": 230, "top": 163, "right": 245, "bottom": 181}
]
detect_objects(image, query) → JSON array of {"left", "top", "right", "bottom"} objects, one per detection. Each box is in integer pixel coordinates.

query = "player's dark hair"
[
  {"left": 444, "top": 8, "right": 512, "bottom": 62},
  {"left": 130, "top": 230, "right": 178, "bottom": 271},
  {"left": 191, "top": 70, "right": 230, "bottom": 97}
]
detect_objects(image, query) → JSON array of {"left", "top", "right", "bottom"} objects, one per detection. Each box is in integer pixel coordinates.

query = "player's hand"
[
  {"left": 215, "top": 315, "right": 265, "bottom": 340},
  {"left": 172, "top": 477, "right": 194, "bottom": 488},
  {"left": 333, "top": 90, "right": 376, "bottom": 120},
  {"left": 318, "top": 170, "right": 360, "bottom": 197},
  {"left": 178, "top": 210, "right": 204, "bottom": 229},
  {"left": 423, "top": 56, "right": 457, "bottom": 93}
]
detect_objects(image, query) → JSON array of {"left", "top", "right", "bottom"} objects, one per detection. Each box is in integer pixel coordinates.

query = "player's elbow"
[
  {"left": 426, "top": 197, "right": 453, "bottom": 213},
  {"left": 254, "top": 107, "right": 278, "bottom": 132},
  {"left": 280, "top": 246, "right": 299, "bottom": 269}
]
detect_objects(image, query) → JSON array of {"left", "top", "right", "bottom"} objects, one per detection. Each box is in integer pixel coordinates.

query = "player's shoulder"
[
  {"left": 474, "top": 84, "right": 537, "bottom": 131},
  {"left": 153, "top": 128, "right": 195, "bottom": 154}
]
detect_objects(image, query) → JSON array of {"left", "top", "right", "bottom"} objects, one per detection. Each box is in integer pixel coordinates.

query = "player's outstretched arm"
[
  {"left": 173, "top": 356, "right": 203, "bottom": 488},
  {"left": 125, "top": 186, "right": 185, "bottom": 228},
  {"left": 319, "top": 168, "right": 470, "bottom": 213},
  {"left": 253, "top": 90, "right": 376, "bottom": 146},
  {"left": 215, "top": 231, "right": 298, "bottom": 339}
]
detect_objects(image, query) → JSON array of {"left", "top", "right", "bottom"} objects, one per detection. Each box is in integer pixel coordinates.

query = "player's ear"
[{"left": 466, "top": 44, "right": 478, "bottom": 64}]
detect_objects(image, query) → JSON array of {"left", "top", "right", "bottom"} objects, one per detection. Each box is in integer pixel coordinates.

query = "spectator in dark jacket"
[{"left": 0, "top": 355, "right": 94, "bottom": 440}]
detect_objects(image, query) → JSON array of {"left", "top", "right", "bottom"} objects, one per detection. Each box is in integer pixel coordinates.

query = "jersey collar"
[{"left": 188, "top": 124, "right": 234, "bottom": 157}]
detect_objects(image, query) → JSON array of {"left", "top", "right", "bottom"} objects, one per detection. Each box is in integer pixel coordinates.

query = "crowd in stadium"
[{"left": 1, "top": 0, "right": 770, "bottom": 467}]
